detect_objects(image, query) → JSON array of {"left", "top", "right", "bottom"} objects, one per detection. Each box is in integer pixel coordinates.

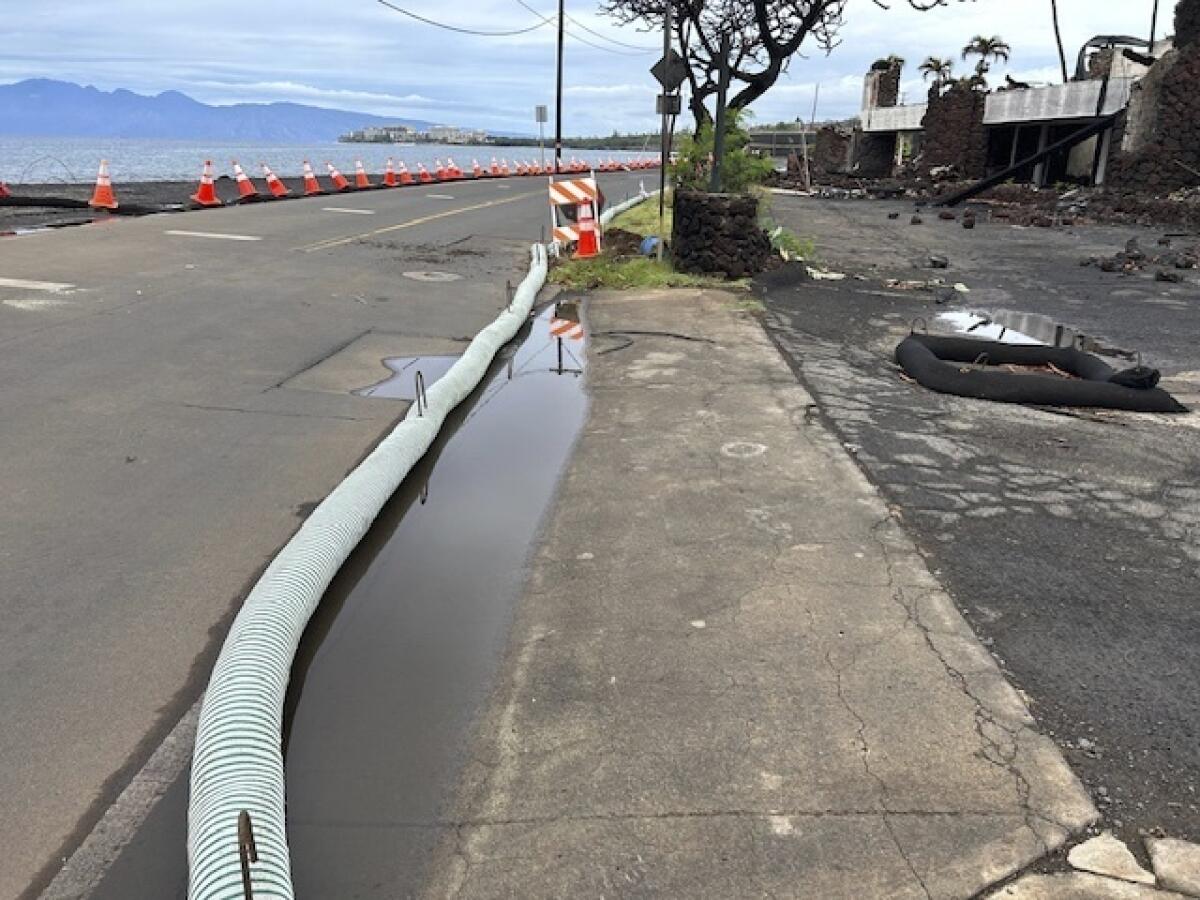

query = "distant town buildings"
[{"left": 339, "top": 124, "right": 489, "bottom": 144}]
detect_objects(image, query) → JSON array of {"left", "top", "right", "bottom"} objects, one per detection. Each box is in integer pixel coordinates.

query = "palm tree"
[
  {"left": 1049, "top": 0, "right": 1069, "bottom": 82},
  {"left": 962, "top": 35, "right": 1012, "bottom": 78},
  {"left": 918, "top": 56, "right": 954, "bottom": 86}
]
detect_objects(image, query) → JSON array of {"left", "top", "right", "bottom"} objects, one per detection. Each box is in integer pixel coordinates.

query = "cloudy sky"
[{"left": 4, "top": 0, "right": 1163, "bottom": 134}]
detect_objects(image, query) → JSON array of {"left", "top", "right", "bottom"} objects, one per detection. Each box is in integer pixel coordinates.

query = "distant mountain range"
[{"left": 0, "top": 79, "right": 439, "bottom": 142}]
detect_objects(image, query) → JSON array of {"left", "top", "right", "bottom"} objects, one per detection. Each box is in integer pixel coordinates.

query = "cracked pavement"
[
  {"left": 419, "top": 289, "right": 1095, "bottom": 899},
  {"left": 759, "top": 195, "right": 1200, "bottom": 864}
]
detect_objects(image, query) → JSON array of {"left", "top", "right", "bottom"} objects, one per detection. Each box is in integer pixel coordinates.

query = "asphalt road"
[
  {"left": 0, "top": 171, "right": 645, "bottom": 900},
  {"left": 759, "top": 195, "right": 1200, "bottom": 857}
]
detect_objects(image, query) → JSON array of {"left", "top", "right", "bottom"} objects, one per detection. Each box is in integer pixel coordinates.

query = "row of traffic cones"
[{"left": 81, "top": 154, "right": 663, "bottom": 211}]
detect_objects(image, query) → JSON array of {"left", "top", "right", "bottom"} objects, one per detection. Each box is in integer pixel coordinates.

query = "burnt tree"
[{"left": 602, "top": 0, "right": 956, "bottom": 131}]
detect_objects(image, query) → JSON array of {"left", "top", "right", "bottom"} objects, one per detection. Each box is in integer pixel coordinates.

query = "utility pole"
[
  {"left": 657, "top": 0, "right": 671, "bottom": 260},
  {"left": 555, "top": 0, "right": 565, "bottom": 174},
  {"left": 1149, "top": 0, "right": 1160, "bottom": 53}
]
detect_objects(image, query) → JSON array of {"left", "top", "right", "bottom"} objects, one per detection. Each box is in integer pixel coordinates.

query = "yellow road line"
[{"left": 296, "top": 190, "right": 541, "bottom": 253}]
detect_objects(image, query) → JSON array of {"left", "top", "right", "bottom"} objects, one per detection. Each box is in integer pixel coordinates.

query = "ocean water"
[{"left": 0, "top": 136, "right": 653, "bottom": 184}]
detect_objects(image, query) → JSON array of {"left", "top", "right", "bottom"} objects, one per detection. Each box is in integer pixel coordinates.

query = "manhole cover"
[
  {"left": 403, "top": 271, "right": 462, "bottom": 283},
  {"left": 720, "top": 441, "right": 768, "bottom": 459}
]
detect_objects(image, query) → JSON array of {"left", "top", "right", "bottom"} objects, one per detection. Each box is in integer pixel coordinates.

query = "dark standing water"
[{"left": 89, "top": 302, "right": 589, "bottom": 899}]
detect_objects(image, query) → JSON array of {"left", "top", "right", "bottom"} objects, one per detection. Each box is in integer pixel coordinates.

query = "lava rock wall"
[
  {"left": 813, "top": 126, "right": 853, "bottom": 175},
  {"left": 919, "top": 81, "right": 988, "bottom": 178},
  {"left": 1110, "top": 0, "right": 1200, "bottom": 193},
  {"left": 853, "top": 131, "right": 896, "bottom": 178},
  {"left": 876, "top": 63, "right": 902, "bottom": 108},
  {"left": 1177, "top": 0, "right": 1200, "bottom": 49},
  {"left": 672, "top": 191, "right": 772, "bottom": 279}
]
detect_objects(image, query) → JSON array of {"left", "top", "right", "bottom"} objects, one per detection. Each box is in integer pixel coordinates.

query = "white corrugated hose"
[{"left": 188, "top": 190, "right": 655, "bottom": 899}]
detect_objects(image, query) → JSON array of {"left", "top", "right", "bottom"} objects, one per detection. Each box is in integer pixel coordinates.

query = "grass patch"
[
  {"left": 755, "top": 187, "right": 818, "bottom": 264},
  {"left": 549, "top": 254, "right": 728, "bottom": 291},
  {"left": 610, "top": 190, "right": 672, "bottom": 237}
]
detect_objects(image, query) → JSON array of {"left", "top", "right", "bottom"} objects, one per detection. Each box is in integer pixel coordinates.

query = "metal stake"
[
  {"left": 414, "top": 370, "right": 428, "bottom": 416},
  {"left": 238, "top": 811, "right": 258, "bottom": 900}
]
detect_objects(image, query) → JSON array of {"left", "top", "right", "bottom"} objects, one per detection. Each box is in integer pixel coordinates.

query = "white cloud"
[{"left": 3, "top": 0, "right": 1163, "bottom": 134}]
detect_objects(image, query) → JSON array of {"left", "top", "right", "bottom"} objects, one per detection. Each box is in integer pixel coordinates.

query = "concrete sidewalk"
[{"left": 421, "top": 289, "right": 1096, "bottom": 898}]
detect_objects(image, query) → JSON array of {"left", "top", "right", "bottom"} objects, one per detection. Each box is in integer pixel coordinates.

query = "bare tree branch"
[{"left": 603, "top": 0, "right": 957, "bottom": 131}]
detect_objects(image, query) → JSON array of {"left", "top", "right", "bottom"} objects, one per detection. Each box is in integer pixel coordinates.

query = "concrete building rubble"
[{"left": 779, "top": 0, "right": 1200, "bottom": 224}]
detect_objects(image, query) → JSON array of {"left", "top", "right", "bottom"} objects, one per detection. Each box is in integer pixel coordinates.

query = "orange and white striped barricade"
[
  {"left": 547, "top": 173, "right": 602, "bottom": 257},
  {"left": 549, "top": 300, "right": 585, "bottom": 373}
]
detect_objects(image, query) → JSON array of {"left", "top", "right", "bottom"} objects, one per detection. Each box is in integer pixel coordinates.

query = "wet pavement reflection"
[
  {"left": 356, "top": 355, "right": 462, "bottom": 401},
  {"left": 89, "top": 300, "right": 589, "bottom": 899}
]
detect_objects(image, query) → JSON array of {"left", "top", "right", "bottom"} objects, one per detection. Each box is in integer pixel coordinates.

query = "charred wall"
[
  {"left": 813, "top": 127, "right": 853, "bottom": 175},
  {"left": 919, "top": 81, "right": 988, "bottom": 178},
  {"left": 1110, "top": 0, "right": 1200, "bottom": 193}
]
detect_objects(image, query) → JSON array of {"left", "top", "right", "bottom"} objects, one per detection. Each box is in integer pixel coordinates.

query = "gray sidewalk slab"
[{"left": 420, "top": 289, "right": 1097, "bottom": 899}]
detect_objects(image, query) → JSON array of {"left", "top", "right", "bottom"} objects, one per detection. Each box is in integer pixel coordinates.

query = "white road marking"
[
  {"left": 0, "top": 276, "right": 76, "bottom": 293},
  {"left": 3, "top": 296, "right": 70, "bottom": 311},
  {"left": 322, "top": 207, "right": 376, "bottom": 215},
  {"left": 164, "top": 230, "right": 262, "bottom": 242},
  {"left": 425, "top": 193, "right": 455, "bottom": 200}
]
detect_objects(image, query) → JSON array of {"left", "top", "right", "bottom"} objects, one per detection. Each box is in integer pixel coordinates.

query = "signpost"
[
  {"left": 536, "top": 105, "right": 548, "bottom": 175},
  {"left": 651, "top": 13, "right": 684, "bottom": 261}
]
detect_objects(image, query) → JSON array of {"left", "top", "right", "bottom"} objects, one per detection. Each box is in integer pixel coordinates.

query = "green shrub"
[{"left": 670, "top": 109, "right": 774, "bottom": 194}]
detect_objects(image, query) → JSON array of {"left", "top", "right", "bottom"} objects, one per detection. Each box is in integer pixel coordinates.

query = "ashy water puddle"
[
  {"left": 935, "top": 309, "right": 1137, "bottom": 360},
  {"left": 88, "top": 300, "right": 590, "bottom": 899},
  {"left": 935, "top": 310, "right": 1045, "bottom": 345}
]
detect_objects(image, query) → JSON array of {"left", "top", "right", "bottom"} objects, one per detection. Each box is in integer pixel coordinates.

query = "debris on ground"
[
  {"left": 1080, "top": 237, "right": 1199, "bottom": 275},
  {"left": 603, "top": 227, "right": 648, "bottom": 258},
  {"left": 808, "top": 267, "right": 847, "bottom": 281}
]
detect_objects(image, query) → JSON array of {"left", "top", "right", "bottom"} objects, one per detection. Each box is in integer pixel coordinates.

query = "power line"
[
  {"left": 512, "top": 0, "right": 655, "bottom": 55},
  {"left": 377, "top": 0, "right": 550, "bottom": 36},
  {"left": 564, "top": 12, "right": 656, "bottom": 52}
]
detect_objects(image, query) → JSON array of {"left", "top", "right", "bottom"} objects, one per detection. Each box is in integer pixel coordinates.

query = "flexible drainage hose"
[
  {"left": 600, "top": 188, "right": 657, "bottom": 227},
  {"left": 188, "top": 189, "right": 656, "bottom": 900},
  {"left": 188, "top": 246, "right": 549, "bottom": 899}
]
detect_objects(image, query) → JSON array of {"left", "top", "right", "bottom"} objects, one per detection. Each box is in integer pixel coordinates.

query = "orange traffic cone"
[
  {"left": 528, "top": 161, "right": 541, "bottom": 176},
  {"left": 260, "top": 162, "right": 290, "bottom": 198},
  {"left": 231, "top": 160, "right": 260, "bottom": 203},
  {"left": 88, "top": 160, "right": 119, "bottom": 210},
  {"left": 446, "top": 158, "right": 464, "bottom": 179},
  {"left": 490, "top": 157, "right": 501, "bottom": 177},
  {"left": 516, "top": 160, "right": 529, "bottom": 176},
  {"left": 417, "top": 163, "right": 435, "bottom": 184},
  {"left": 434, "top": 159, "right": 448, "bottom": 181},
  {"left": 499, "top": 158, "right": 511, "bottom": 176},
  {"left": 383, "top": 158, "right": 398, "bottom": 187},
  {"left": 326, "top": 162, "right": 351, "bottom": 191},
  {"left": 397, "top": 160, "right": 415, "bottom": 186},
  {"left": 472, "top": 159, "right": 483, "bottom": 178},
  {"left": 302, "top": 160, "right": 324, "bottom": 195},
  {"left": 354, "top": 160, "right": 373, "bottom": 189},
  {"left": 575, "top": 203, "right": 600, "bottom": 259},
  {"left": 190, "top": 160, "right": 223, "bottom": 207}
]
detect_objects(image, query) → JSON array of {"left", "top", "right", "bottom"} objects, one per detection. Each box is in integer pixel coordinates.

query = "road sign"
[
  {"left": 656, "top": 93, "right": 682, "bottom": 116},
  {"left": 535, "top": 105, "right": 548, "bottom": 124},
  {"left": 651, "top": 49, "right": 688, "bottom": 92}
]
